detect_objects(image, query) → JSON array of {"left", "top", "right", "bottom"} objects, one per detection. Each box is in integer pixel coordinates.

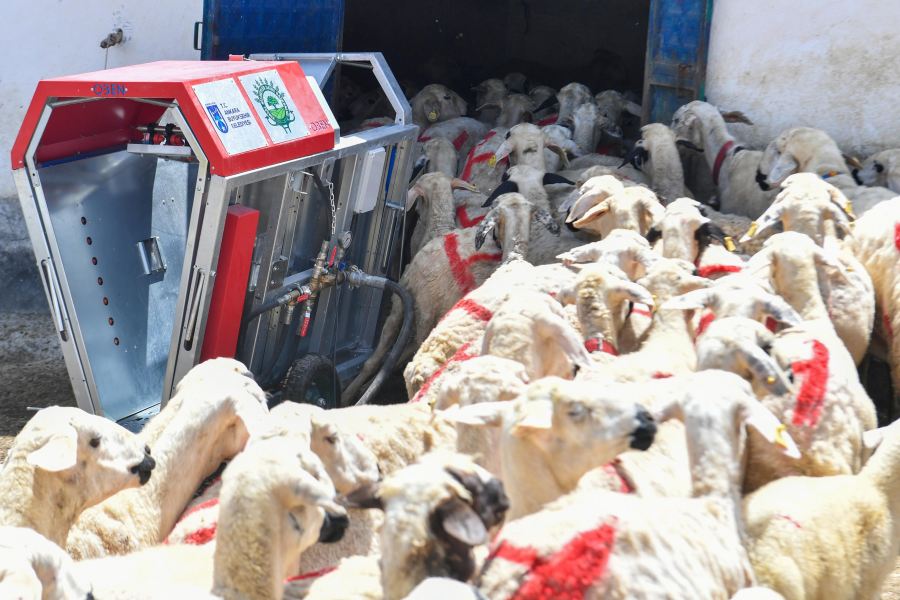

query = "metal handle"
[
  {"left": 193, "top": 22, "right": 203, "bottom": 51},
  {"left": 182, "top": 266, "right": 209, "bottom": 346},
  {"left": 40, "top": 259, "right": 68, "bottom": 342}
]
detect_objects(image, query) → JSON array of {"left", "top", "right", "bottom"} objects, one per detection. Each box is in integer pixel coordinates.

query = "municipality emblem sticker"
[
  {"left": 206, "top": 103, "right": 229, "bottom": 134},
  {"left": 251, "top": 78, "right": 295, "bottom": 133}
]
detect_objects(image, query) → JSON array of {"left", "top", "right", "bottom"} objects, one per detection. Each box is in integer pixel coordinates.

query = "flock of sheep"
[{"left": 3, "top": 71, "right": 900, "bottom": 600}]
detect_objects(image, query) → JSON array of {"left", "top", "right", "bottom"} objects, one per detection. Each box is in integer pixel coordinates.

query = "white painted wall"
[
  {"left": 706, "top": 0, "right": 900, "bottom": 157},
  {"left": 0, "top": 0, "right": 203, "bottom": 198}
]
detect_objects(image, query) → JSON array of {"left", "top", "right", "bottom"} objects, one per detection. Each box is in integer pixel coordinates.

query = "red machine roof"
[{"left": 11, "top": 60, "right": 335, "bottom": 176}]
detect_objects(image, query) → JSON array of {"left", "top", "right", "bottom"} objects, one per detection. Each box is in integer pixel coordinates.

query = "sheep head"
[
  {"left": 756, "top": 127, "right": 847, "bottom": 190},
  {"left": 555, "top": 82, "right": 593, "bottom": 124},
  {"left": 572, "top": 185, "right": 664, "bottom": 239},
  {"left": 475, "top": 192, "right": 557, "bottom": 262},
  {"left": 412, "top": 84, "right": 467, "bottom": 126}
]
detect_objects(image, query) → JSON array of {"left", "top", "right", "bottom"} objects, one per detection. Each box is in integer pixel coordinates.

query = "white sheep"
[
  {"left": 555, "top": 228, "right": 661, "bottom": 279},
  {"left": 593, "top": 90, "right": 643, "bottom": 138},
  {"left": 569, "top": 102, "right": 616, "bottom": 156},
  {"left": 0, "top": 526, "right": 93, "bottom": 600},
  {"left": 294, "top": 452, "right": 510, "bottom": 600},
  {"left": 66, "top": 365, "right": 270, "bottom": 559},
  {"left": 540, "top": 124, "right": 581, "bottom": 172},
  {"left": 458, "top": 127, "right": 509, "bottom": 194},
  {"left": 410, "top": 84, "right": 467, "bottom": 130},
  {"left": 742, "top": 417, "right": 900, "bottom": 599},
  {"left": 631, "top": 122, "right": 695, "bottom": 202},
  {"left": 418, "top": 117, "right": 490, "bottom": 169},
  {"left": 475, "top": 371, "right": 800, "bottom": 599},
  {"left": 555, "top": 82, "right": 593, "bottom": 125},
  {"left": 447, "top": 376, "right": 658, "bottom": 520},
  {"left": 0, "top": 406, "right": 155, "bottom": 547},
  {"left": 416, "top": 137, "right": 458, "bottom": 178},
  {"left": 481, "top": 93, "right": 534, "bottom": 129},
  {"left": 670, "top": 100, "right": 776, "bottom": 218},
  {"left": 73, "top": 433, "right": 348, "bottom": 600},
  {"left": 854, "top": 148, "right": 900, "bottom": 193},
  {"left": 756, "top": 127, "right": 896, "bottom": 216},
  {"left": 565, "top": 177, "right": 664, "bottom": 238},
  {"left": 845, "top": 196, "right": 900, "bottom": 416},
  {"left": 406, "top": 172, "right": 478, "bottom": 259},
  {"left": 493, "top": 123, "right": 568, "bottom": 172}
]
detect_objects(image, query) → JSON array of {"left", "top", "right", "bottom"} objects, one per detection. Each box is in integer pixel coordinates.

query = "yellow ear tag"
[
  {"left": 724, "top": 236, "right": 736, "bottom": 252},
  {"left": 766, "top": 375, "right": 776, "bottom": 384},
  {"left": 747, "top": 221, "right": 758, "bottom": 238},
  {"left": 428, "top": 110, "right": 439, "bottom": 122},
  {"left": 488, "top": 155, "right": 497, "bottom": 168},
  {"left": 844, "top": 201, "right": 856, "bottom": 219},
  {"left": 774, "top": 423, "right": 789, "bottom": 449}
]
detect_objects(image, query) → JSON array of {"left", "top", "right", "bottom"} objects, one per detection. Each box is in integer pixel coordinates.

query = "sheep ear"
[
  {"left": 533, "top": 95, "right": 558, "bottom": 113},
  {"left": 406, "top": 185, "right": 424, "bottom": 211},
  {"left": 662, "top": 289, "right": 714, "bottom": 311},
  {"left": 443, "top": 401, "right": 512, "bottom": 428},
  {"left": 494, "top": 140, "right": 513, "bottom": 163},
  {"left": 510, "top": 400, "right": 553, "bottom": 435},
  {"left": 842, "top": 153, "right": 863, "bottom": 171},
  {"left": 533, "top": 209, "right": 560, "bottom": 235},
  {"left": 624, "top": 101, "right": 643, "bottom": 117},
  {"left": 476, "top": 101, "right": 501, "bottom": 111},
  {"left": 339, "top": 482, "right": 384, "bottom": 510},
  {"left": 27, "top": 426, "right": 79, "bottom": 472},
  {"left": 741, "top": 345, "right": 793, "bottom": 396},
  {"left": 450, "top": 178, "right": 478, "bottom": 193},
  {"left": 573, "top": 201, "right": 611, "bottom": 227},
  {"left": 543, "top": 173, "right": 575, "bottom": 187},
  {"left": 719, "top": 110, "right": 754, "bottom": 125},
  {"left": 609, "top": 281, "right": 655, "bottom": 308},
  {"left": 555, "top": 283, "right": 577, "bottom": 305},
  {"left": 767, "top": 153, "right": 799, "bottom": 185},
  {"left": 482, "top": 180, "right": 518, "bottom": 208},
  {"left": 545, "top": 145, "right": 570, "bottom": 169},
  {"left": 863, "top": 426, "right": 887, "bottom": 455},
  {"left": 740, "top": 203, "right": 784, "bottom": 242},
  {"left": 474, "top": 212, "right": 499, "bottom": 250},
  {"left": 743, "top": 401, "right": 801, "bottom": 459},
  {"left": 435, "top": 497, "right": 488, "bottom": 547}
]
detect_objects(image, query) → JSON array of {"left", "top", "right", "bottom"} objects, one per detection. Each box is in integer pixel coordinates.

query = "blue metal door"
[
  {"left": 198, "top": 0, "right": 345, "bottom": 60},
  {"left": 642, "top": 0, "right": 714, "bottom": 124}
]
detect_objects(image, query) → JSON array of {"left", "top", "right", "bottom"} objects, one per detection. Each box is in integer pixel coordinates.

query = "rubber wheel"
[{"left": 281, "top": 354, "right": 341, "bottom": 410}]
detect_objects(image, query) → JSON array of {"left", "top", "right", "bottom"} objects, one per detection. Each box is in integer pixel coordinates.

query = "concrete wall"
[
  {"left": 0, "top": 0, "right": 203, "bottom": 199},
  {"left": 705, "top": 0, "right": 900, "bottom": 156}
]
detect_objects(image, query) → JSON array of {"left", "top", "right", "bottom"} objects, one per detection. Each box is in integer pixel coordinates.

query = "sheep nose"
[
  {"left": 755, "top": 169, "right": 771, "bottom": 191},
  {"left": 131, "top": 455, "right": 156, "bottom": 485},
  {"left": 319, "top": 511, "right": 350, "bottom": 544},
  {"left": 630, "top": 406, "right": 657, "bottom": 451}
]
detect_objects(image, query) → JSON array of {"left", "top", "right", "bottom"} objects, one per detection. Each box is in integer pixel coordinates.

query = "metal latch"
[{"left": 136, "top": 237, "right": 166, "bottom": 275}]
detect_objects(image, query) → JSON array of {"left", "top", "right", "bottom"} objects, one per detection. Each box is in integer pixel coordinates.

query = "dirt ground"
[{"left": 1, "top": 309, "right": 900, "bottom": 595}]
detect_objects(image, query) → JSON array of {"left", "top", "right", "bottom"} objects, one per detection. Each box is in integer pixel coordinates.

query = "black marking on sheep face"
[
  {"left": 620, "top": 145, "right": 649, "bottom": 171},
  {"left": 756, "top": 168, "right": 771, "bottom": 191},
  {"left": 645, "top": 227, "right": 663, "bottom": 244},
  {"left": 130, "top": 452, "right": 156, "bottom": 485},
  {"left": 428, "top": 497, "right": 480, "bottom": 583},
  {"left": 318, "top": 511, "right": 349, "bottom": 543},
  {"left": 695, "top": 221, "right": 728, "bottom": 250},
  {"left": 630, "top": 406, "right": 657, "bottom": 451},
  {"left": 445, "top": 467, "right": 510, "bottom": 530},
  {"left": 482, "top": 180, "right": 519, "bottom": 207},
  {"left": 875, "top": 161, "right": 885, "bottom": 173},
  {"left": 564, "top": 217, "right": 580, "bottom": 233},
  {"left": 852, "top": 168, "right": 862, "bottom": 185}
]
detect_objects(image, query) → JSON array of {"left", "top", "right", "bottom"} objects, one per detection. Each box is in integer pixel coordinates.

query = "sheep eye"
[
  {"left": 567, "top": 403, "right": 588, "bottom": 421},
  {"left": 443, "top": 95, "right": 451, "bottom": 100},
  {"left": 325, "top": 435, "right": 338, "bottom": 445},
  {"left": 89, "top": 437, "right": 100, "bottom": 448},
  {"left": 875, "top": 162, "right": 885, "bottom": 173}
]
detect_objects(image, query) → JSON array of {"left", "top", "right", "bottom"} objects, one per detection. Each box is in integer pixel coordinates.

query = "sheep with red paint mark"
[
  {"left": 406, "top": 172, "right": 478, "bottom": 259},
  {"left": 294, "top": 452, "right": 509, "bottom": 600},
  {"left": 418, "top": 117, "right": 489, "bottom": 171},
  {"left": 743, "top": 417, "right": 900, "bottom": 599},
  {"left": 846, "top": 196, "right": 900, "bottom": 415},
  {"left": 475, "top": 371, "right": 800, "bottom": 600},
  {"left": 66, "top": 359, "right": 269, "bottom": 559}
]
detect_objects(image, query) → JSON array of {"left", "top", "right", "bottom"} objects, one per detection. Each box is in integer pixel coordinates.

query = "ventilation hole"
[
  {"left": 97, "top": 277, "right": 103, "bottom": 286},
  {"left": 113, "top": 337, "right": 120, "bottom": 346},
  {"left": 102, "top": 297, "right": 109, "bottom": 305},
  {"left": 91, "top": 257, "right": 98, "bottom": 265},
  {"left": 86, "top": 237, "right": 93, "bottom": 245},
  {"left": 108, "top": 317, "right": 114, "bottom": 326},
  {"left": 80, "top": 217, "right": 87, "bottom": 225}
]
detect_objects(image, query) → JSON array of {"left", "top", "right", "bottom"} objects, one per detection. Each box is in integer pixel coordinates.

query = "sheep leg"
[{"left": 341, "top": 295, "right": 408, "bottom": 404}]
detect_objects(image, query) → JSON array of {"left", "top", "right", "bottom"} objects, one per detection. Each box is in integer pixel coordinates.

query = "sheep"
[
  {"left": 529, "top": 85, "right": 558, "bottom": 122},
  {"left": 742, "top": 417, "right": 900, "bottom": 599},
  {"left": 845, "top": 196, "right": 900, "bottom": 415},
  {"left": 418, "top": 117, "right": 490, "bottom": 169},
  {"left": 733, "top": 233, "right": 878, "bottom": 491},
  {"left": 565, "top": 177, "right": 664, "bottom": 238},
  {"left": 0, "top": 406, "right": 155, "bottom": 547},
  {"left": 540, "top": 124, "right": 580, "bottom": 172},
  {"left": 66, "top": 369, "right": 270, "bottom": 559},
  {"left": 74, "top": 433, "right": 348, "bottom": 600},
  {"left": 0, "top": 527, "right": 93, "bottom": 600},
  {"left": 593, "top": 89, "right": 643, "bottom": 138},
  {"left": 493, "top": 123, "right": 568, "bottom": 172},
  {"left": 755, "top": 127, "right": 896, "bottom": 216},
  {"left": 457, "top": 127, "right": 509, "bottom": 194},
  {"left": 471, "top": 78, "right": 506, "bottom": 125},
  {"left": 475, "top": 371, "right": 800, "bottom": 600},
  {"left": 342, "top": 193, "right": 555, "bottom": 403},
  {"left": 294, "top": 452, "right": 509, "bottom": 600},
  {"left": 630, "top": 122, "right": 695, "bottom": 202},
  {"left": 410, "top": 84, "right": 467, "bottom": 130},
  {"left": 481, "top": 93, "right": 534, "bottom": 129},
  {"left": 670, "top": 100, "right": 776, "bottom": 218},
  {"left": 414, "top": 137, "right": 457, "bottom": 179},
  {"left": 854, "top": 148, "right": 900, "bottom": 192},
  {"left": 555, "top": 228, "right": 662, "bottom": 279},
  {"left": 447, "top": 375, "right": 657, "bottom": 520},
  {"left": 555, "top": 82, "right": 592, "bottom": 125},
  {"left": 569, "top": 102, "right": 617, "bottom": 156},
  {"left": 402, "top": 259, "right": 579, "bottom": 400},
  {"left": 406, "top": 172, "right": 478, "bottom": 259},
  {"left": 503, "top": 72, "right": 529, "bottom": 94}
]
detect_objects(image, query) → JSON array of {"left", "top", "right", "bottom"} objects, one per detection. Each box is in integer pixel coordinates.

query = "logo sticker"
[
  {"left": 206, "top": 104, "right": 229, "bottom": 134},
  {"left": 251, "top": 78, "right": 296, "bottom": 133}
]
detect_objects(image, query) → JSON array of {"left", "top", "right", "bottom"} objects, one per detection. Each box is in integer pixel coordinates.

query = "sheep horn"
[
  {"left": 842, "top": 153, "right": 864, "bottom": 170},
  {"left": 719, "top": 110, "right": 754, "bottom": 126},
  {"left": 406, "top": 186, "right": 424, "bottom": 211},
  {"left": 451, "top": 178, "right": 478, "bottom": 192},
  {"left": 482, "top": 180, "right": 519, "bottom": 208}
]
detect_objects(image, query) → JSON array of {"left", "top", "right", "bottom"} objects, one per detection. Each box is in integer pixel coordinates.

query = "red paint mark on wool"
[
  {"left": 455, "top": 205, "right": 485, "bottom": 228},
  {"left": 417, "top": 135, "right": 432, "bottom": 143},
  {"left": 452, "top": 130, "right": 470, "bottom": 151},
  {"left": 776, "top": 515, "right": 803, "bottom": 529},
  {"left": 180, "top": 497, "right": 219, "bottom": 521},
  {"left": 696, "top": 311, "right": 716, "bottom": 338},
  {"left": 894, "top": 222, "right": 900, "bottom": 252},
  {"left": 602, "top": 460, "right": 633, "bottom": 494},
  {"left": 584, "top": 337, "right": 618, "bottom": 355},
  {"left": 630, "top": 304, "right": 652, "bottom": 318},
  {"left": 460, "top": 130, "right": 505, "bottom": 181},
  {"left": 411, "top": 342, "right": 477, "bottom": 403},
  {"left": 765, "top": 316, "right": 778, "bottom": 333},
  {"left": 183, "top": 524, "right": 217, "bottom": 545},
  {"left": 491, "top": 520, "right": 618, "bottom": 600},
  {"left": 651, "top": 372, "right": 672, "bottom": 379},
  {"left": 285, "top": 566, "right": 338, "bottom": 583},
  {"left": 444, "top": 232, "right": 502, "bottom": 294},
  {"left": 696, "top": 264, "right": 742, "bottom": 278},
  {"left": 790, "top": 339, "right": 830, "bottom": 428},
  {"left": 536, "top": 114, "right": 558, "bottom": 127},
  {"left": 439, "top": 298, "right": 494, "bottom": 324}
]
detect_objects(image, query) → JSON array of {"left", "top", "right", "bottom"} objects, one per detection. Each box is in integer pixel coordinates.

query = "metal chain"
[{"left": 326, "top": 179, "right": 336, "bottom": 237}]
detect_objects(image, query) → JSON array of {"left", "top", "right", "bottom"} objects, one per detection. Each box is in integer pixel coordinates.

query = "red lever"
[{"left": 300, "top": 316, "right": 311, "bottom": 337}]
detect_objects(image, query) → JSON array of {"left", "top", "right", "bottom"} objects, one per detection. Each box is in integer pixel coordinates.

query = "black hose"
[
  {"left": 355, "top": 276, "right": 414, "bottom": 406},
  {"left": 259, "top": 308, "right": 303, "bottom": 389},
  {"left": 245, "top": 295, "right": 284, "bottom": 323}
]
